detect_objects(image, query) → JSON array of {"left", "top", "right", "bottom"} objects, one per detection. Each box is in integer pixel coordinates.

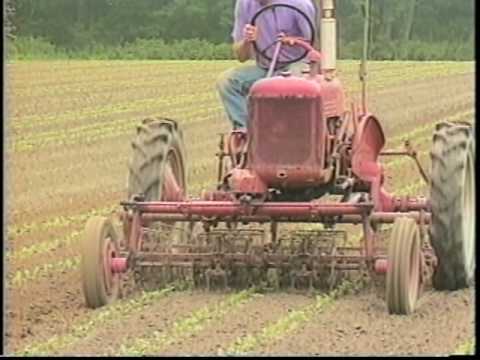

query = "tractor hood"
[{"left": 249, "top": 75, "right": 322, "bottom": 99}]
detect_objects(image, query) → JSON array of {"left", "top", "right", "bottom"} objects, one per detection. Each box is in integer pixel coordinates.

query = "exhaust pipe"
[{"left": 320, "top": 0, "right": 337, "bottom": 72}]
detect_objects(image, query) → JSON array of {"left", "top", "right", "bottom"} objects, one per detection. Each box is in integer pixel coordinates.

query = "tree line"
[{"left": 5, "top": 0, "right": 475, "bottom": 61}]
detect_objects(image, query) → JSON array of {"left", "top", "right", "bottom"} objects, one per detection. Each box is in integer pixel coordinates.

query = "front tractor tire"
[
  {"left": 430, "top": 121, "right": 475, "bottom": 290},
  {"left": 386, "top": 217, "right": 422, "bottom": 315}
]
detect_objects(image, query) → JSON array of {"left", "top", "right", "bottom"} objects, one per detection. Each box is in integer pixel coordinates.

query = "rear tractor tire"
[
  {"left": 127, "top": 118, "right": 189, "bottom": 288},
  {"left": 430, "top": 121, "right": 475, "bottom": 290},
  {"left": 81, "top": 216, "right": 121, "bottom": 309},
  {"left": 386, "top": 217, "right": 422, "bottom": 315},
  {"left": 128, "top": 117, "right": 187, "bottom": 205}
]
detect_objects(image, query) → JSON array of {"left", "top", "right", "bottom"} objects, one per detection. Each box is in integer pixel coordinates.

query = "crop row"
[
  {"left": 17, "top": 286, "right": 176, "bottom": 355},
  {"left": 9, "top": 61, "right": 472, "bottom": 132},
  {"left": 118, "top": 289, "right": 256, "bottom": 356},
  {"left": 6, "top": 230, "right": 81, "bottom": 263},
  {"left": 383, "top": 92, "right": 473, "bottom": 136},
  {"left": 386, "top": 109, "right": 474, "bottom": 149},
  {"left": 9, "top": 91, "right": 472, "bottom": 157},
  {"left": 226, "top": 280, "right": 360, "bottom": 355},
  {"left": 9, "top": 66, "right": 226, "bottom": 101},
  {"left": 8, "top": 256, "right": 81, "bottom": 288},
  {"left": 9, "top": 108, "right": 222, "bottom": 153},
  {"left": 382, "top": 109, "right": 473, "bottom": 177},
  {"left": 9, "top": 75, "right": 473, "bottom": 157},
  {"left": 9, "top": 84, "right": 219, "bottom": 131},
  {"left": 26, "top": 278, "right": 360, "bottom": 356},
  {"left": 7, "top": 204, "right": 117, "bottom": 240},
  {"left": 9, "top": 61, "right": 471, "bottom": 97},
  {"left": 8, "top": 61, "right": 235, "bottom": 91}
]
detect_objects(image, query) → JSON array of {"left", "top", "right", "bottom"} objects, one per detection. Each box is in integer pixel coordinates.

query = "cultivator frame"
[{"left": 113, "top": 170, "right": 434, "bottom": 279}]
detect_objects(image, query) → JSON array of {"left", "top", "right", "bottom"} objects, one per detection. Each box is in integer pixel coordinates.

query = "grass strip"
[
  {"left": 118, "top": 288, "right": 257, "bottom": 356},
  {"left": 225, "top": 280, "right": 361, "bottom": 355},
  {"left": 17, "top": 287, "right": 176, "bottom": 356}
]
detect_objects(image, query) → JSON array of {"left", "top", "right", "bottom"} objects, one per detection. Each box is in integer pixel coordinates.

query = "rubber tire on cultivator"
[
  {"left": 430, "top": 122, "right": 475, "bottom": 290},
  {"left": 127, "top": 117, "right": 189, "bottom": 290},
  {"left": 386, "top": 217, "right": 421, "bottom": 315},
  {"left": 81, "top": 216, "right": 121, "bottom": 309}
]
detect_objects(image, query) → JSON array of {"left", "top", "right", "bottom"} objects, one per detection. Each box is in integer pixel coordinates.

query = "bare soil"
[
  {"left": 258, "top": 288, "right": 475, "bottom": 356},
  {"left": 5, "top": 61, "right": 475, "bottom": 356}
]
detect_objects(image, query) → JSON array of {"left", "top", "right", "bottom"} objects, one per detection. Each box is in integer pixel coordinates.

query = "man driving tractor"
[{"left": 217, "top": 0, "right": 318, "bottom": 129}]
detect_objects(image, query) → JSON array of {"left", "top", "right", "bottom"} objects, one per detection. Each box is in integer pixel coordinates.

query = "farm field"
[{"left": 4, "top": 60, "right": 475, "bottom": 355}]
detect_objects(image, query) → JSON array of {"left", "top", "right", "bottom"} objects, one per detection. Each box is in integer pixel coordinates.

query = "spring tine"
[
  {"left": 222, "top": 271, "right": 228, "bottom": 291},
  {"left": 308, "top": 276, "right": 315, "bottom": 294},
  {"left": 206, "top": 268, "right": 212, "bottom": 291},
  {"left": 290, "top": 270, "right": 296, "bottom": 291}
]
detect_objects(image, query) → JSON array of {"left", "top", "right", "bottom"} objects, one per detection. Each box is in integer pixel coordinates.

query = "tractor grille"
[{"left": 254, "top": 98, "right": 313, "bottom": 165}]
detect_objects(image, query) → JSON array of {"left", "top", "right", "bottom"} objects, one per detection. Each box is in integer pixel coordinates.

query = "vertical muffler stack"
[{"left": 320, "top": 0, "right": 337, "bottom": 74}]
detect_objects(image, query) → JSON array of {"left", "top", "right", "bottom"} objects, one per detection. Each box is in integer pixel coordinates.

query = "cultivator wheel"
[
  {"left": 430, "top": 121, "right": 475, "bottom": 290},
  {"left": 81, "top": 216, "right": 121, "bottom": 309},
  {"left": 386, "top": 217, "right": 421, "bottom": 315},
  {"left": 127, "top": 117, "right": 189, "bottom": 290}
]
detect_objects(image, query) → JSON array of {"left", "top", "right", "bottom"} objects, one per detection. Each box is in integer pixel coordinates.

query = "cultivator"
[
  {"left": 80, "top": 0, "right": 475, "bottom": 316},
  {"left": 130, "top": 225, "right": 358, "bottom": 291}
]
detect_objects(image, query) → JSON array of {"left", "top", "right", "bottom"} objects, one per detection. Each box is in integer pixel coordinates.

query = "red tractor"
[{"left": 81, "top": 0, "right": 475, "bottom": 315}]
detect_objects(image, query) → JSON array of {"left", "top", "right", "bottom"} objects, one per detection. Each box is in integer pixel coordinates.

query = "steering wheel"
[{"left": 250, "top": 3, "right": 316, "bottom": 67}]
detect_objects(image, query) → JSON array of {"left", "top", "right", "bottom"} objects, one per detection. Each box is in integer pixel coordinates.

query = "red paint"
[
  {"left": 308, "top": 75, "right": 346, "bottom": 118},
  {"left": 280, "top": 37, "right": 323, "bottom": 64},
  {"left": 374, "top": 258, "right": 388, "bottom": 274},
  {"left": 351, "top": 115, "right": 391, "bottom": 211},
  {"left": 229, "top": 168, "right": 268, "bottom": 194},
  {"left": 137, "top": 201, "right": 372, "bottom": 218},
  {"left": 163, "top": 164, "right": 184, "bottom": 201},
  {"left": 137, "top": 211, "right": 430, "bottom": 225},
  {"left": 250, "top": 73, "right": 323, "bottom": 98},
  {"left": 249, "top": 77, "right": 329, "bottom": 189},
  {"left": 111, "top": 258, "right": 128, "bottom": 273}
]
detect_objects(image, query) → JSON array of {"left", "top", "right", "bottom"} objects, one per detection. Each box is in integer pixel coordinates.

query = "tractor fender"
[
  {"left": 351, "top": 114, "right": 385, "bottom": 182},
  {"left": 351, "top": 114, "right": 395, "bottom": 211}
]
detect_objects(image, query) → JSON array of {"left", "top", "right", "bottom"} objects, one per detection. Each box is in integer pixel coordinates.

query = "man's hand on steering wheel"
[{"left": 243, "top": 24, "right": 258, "bottom": 43}]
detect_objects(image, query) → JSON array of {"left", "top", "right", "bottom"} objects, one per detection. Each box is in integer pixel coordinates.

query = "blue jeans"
[{"left": 216, "top": 64, "right": 267, "bottom": 129}]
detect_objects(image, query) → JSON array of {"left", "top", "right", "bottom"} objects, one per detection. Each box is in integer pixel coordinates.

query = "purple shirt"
[{"left": 232, "top": 0, "right": 317, "bottom": 68}]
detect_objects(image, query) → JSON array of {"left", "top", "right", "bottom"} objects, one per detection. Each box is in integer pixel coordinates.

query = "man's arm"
[
  {"left": 233, "top": 25, "right": 258, "bottom": 62},
  {"left": 232, "top": 0, "right": 256, "bottom": 62},
  {"left": 296, "top": 0, "right": 318, "bottom": 41},
  {"left": 233, "top": 41, "right": 252, "bottom": 63}
]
